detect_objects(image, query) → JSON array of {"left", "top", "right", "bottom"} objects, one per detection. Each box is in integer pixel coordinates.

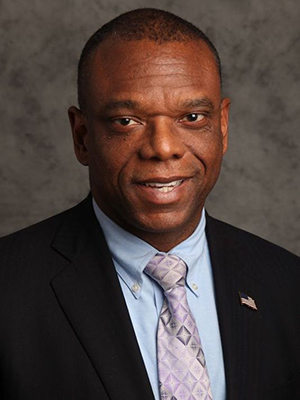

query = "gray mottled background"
[{"left": 0, "top": 0, "right": 299, "bottom": 255}]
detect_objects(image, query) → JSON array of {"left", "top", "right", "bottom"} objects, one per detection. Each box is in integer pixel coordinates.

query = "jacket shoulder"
[
  {"left": 206, "top": 213, "right": 300, "bottom": 282},
  {"left": 207, "top": 214, "right": 299, "bottom": 258},
  {"left": 0, "top": 198, "right": 90, "bottom": 261}
]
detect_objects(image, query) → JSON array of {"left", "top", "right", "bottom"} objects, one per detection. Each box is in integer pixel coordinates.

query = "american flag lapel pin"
[{"left": 238, "top": 292, "right": 258, "bottom": 311}]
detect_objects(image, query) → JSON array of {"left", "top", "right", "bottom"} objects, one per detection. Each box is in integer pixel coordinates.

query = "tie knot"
[{"left": 144, "top": 254, "right": 187, "bottom": 292}]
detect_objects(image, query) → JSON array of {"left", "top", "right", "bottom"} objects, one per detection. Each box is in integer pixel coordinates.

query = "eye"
[
  {"left": 113, "top": 118, "right": 137, "bottom": 126},
  {"left": 181, "top": 113, "right": 205, "bottom": 123}
]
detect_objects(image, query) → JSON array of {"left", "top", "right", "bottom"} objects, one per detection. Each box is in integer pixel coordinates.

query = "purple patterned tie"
[{"left": 145, "top": 254, "right": 213, "bottom": 400}]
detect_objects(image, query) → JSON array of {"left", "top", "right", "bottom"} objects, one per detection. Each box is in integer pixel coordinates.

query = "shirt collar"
[{"left": 92, "top": 199, "right": 207, "bottom": 298}]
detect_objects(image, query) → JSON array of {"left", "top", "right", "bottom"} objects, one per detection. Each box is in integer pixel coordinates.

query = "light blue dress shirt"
[{"left": 93, "top": 199, "right": 226, "bottom": 400}]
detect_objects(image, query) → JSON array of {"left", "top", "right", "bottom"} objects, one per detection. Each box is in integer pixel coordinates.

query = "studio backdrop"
[{"left": 0, "top": 0, "right": 299, "bottom": 255}]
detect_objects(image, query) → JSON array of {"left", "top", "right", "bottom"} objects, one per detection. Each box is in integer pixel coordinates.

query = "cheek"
[
  {"left": 189, "top": 128, "right": 224, "bottom": 168},
  {"left": 88, "top": 135, "right": 135, "bottom": 184}
]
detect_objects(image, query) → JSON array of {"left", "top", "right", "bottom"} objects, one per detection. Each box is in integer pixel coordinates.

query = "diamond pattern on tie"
[{"left": 145, "top": 254, "right": 213, "bottom": 400}]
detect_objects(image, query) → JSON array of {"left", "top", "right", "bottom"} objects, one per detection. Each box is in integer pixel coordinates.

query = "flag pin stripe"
[{"left": 238, "top": 292, "right": 258, "bottom": 311}]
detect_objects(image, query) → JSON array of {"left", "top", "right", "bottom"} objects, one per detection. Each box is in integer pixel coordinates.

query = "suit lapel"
[
  {"left": 50, "top": 197, "right": 154, "bottom": 399},
  {"left": 206, "top": 215, "right": 265, "bottom": 400}
]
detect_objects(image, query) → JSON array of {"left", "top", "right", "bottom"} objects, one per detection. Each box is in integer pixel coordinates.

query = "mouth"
[
  {"left": 140, "top": 179, "right": 184, "bottom": 193},
  {"left": 134, "top": 176, "right": 192, "bottom": 205}
]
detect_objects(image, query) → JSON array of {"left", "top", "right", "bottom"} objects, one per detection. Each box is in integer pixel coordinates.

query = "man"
[{"left": 0, "top": 8, "right": 299, "bottom": 400}]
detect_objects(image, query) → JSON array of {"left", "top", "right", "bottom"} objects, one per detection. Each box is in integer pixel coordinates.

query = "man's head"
[
  {"left": 68, "top": 8, "right": 230, "bottom": 251},
  {"left": 77, "top": 8, "right": 222, "bottom": 113}
]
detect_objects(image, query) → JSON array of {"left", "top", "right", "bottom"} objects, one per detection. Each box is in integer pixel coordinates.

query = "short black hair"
[{"left": 77, "top": 8, "right": 222, "bottom": 111}]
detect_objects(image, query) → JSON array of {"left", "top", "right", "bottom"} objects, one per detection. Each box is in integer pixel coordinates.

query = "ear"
[
  {"left": 220, "top": 98, "right": 230, "bottom": 155},
  {"left": 68, "top": 106, "right": 89, "bottom": 166}
]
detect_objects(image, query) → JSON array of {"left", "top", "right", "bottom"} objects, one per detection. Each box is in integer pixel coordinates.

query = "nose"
[{"left": 139, "top": 119, "right": 185, "bottom": 161}]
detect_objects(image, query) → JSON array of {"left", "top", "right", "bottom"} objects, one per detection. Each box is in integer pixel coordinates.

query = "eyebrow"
[
  {"left": 101, "top": 100, "right": 139, "bottom": 112},
  {"left": 100, "top": 97, "right": 215, "bottom": 113},
  {"left": 180, "top": 98, "right": 214, "bottom": 110}
]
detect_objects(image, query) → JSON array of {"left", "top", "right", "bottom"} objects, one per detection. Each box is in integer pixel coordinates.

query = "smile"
[{"left": 140, "top": 179, "right": 184, "bottom": 193}]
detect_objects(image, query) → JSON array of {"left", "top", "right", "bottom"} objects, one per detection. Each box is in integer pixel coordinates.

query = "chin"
[{"left": 129, "top": 210, "right": 201, "bottom": 236}]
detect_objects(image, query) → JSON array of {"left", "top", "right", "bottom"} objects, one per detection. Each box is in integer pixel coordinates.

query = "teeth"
[
  {"left": 159, "top": 186, "right": 175, "bottom": 193},
  {"left": 142, "top": 180, "right": 183, "bottom": 192}
]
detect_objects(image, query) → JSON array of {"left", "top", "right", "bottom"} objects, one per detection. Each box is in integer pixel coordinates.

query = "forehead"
[{"left": 87, "top": 39, "right": 221, "bottom": 108}]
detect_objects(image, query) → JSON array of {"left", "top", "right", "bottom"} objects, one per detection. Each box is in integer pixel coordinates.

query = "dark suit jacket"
[{"left": 0, "top": 196, "right": 299, "bottom": 400}]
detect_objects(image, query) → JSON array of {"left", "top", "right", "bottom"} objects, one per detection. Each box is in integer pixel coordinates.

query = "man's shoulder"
[
  {"left": 0, "top": 197, "right": 91, "bottom": 257},
  {"left": 206, "top": 213, "right": 299, "bottom": 277},
  {"left": 1, "top": 206, "right": 72, "bottom": 243},
  {"left": 206, "top": 216, "right": 300, "bottom": 304}
]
